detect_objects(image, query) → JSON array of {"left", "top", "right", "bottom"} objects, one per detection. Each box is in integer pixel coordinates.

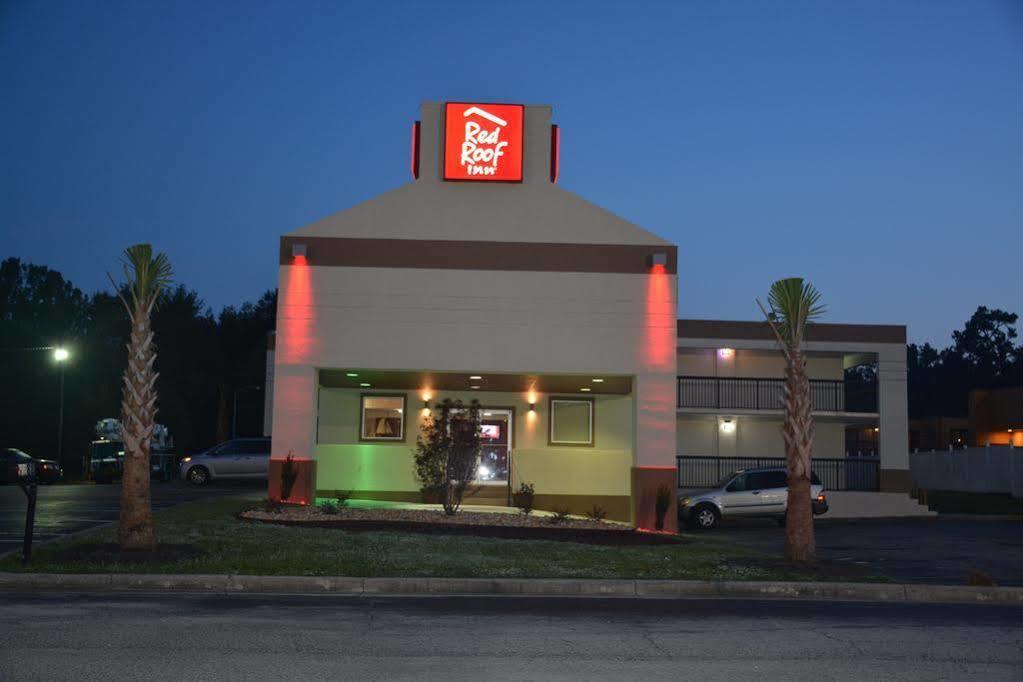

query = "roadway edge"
[{"left": 0, "top": 573, "right": 1020, "bottom": 604}]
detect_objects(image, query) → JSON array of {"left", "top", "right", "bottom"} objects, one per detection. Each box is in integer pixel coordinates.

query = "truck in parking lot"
[{"left": 87, "top": 419, "right": 179, "bottom": 483}]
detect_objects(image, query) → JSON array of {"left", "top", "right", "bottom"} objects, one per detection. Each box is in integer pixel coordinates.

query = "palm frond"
[
  {"left": 764, "top": 277, "right": 826, "bottom": 347},
  {"left": 120, "top": 244, "right": 173, "bottom": 310}
]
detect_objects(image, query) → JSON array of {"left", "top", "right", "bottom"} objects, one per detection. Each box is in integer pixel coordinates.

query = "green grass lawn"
[{"left": 0, "top": 496, "right": 880, "bottom": 582}]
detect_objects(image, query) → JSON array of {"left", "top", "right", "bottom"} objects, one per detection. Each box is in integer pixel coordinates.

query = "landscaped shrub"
[
  {"left": 334, "top": 490, "right": 352, "bottom": 508},
  {"left": 413, "top": 398, "right": 482, "bottom": 515},
  {"left": 584, "top": 504, "right": 607, "bottom": 522},
  {"left": 513, "top": 482, "right": 535, "bottom": 515},
  {"left": 280, "top": 452, "right": 298, "bottom": 501},
  {"left": 263, "top": 497, "right": 283, "bottom": 514},
  {"left": 548, "top": 508, "right": 572, "bottom": 525},
  {"left": 318, "top": 501, "right": 340, "bottom": 515},
  {"left": 967, "top": 569, "right": 996, "bottom": 586},
  {"left": 654, "top": 484, "right": 673, "bottom": 531}
]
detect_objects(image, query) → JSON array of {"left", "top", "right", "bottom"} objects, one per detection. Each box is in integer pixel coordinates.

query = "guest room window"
[
  {"left": 549, "top": 398, "right": 594, "bottom": 446},
  {"left": 360, "top": 394, "right": 406, "bottom": 441}
]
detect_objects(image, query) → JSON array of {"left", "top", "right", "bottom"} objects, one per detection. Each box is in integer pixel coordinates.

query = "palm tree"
[
  {"left": 108, "top": 244, "right": 172, "bottom": 550},
  {"left": 757, "top": 278, "right": 825, "bottom": 563}
]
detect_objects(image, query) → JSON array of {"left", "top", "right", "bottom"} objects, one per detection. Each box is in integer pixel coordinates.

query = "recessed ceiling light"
[
  {"left": 360, "top": 382, "right": 371, "bottom": 387},
  {"left": 470, "top": 385, "right": 480, "bottom": 390},
  {"left": 580, "top": 387, "right": 591, "bottom": 392},
  {"left": 591, "top": 378, "right": 604, "bottom": 383},
  {"left": 483, "top": 412, "right": 492, "bottom": 416},
  {"left": 346, "top": 372, "right": 358, "bottom": 377},
  {"left": 469, "top": 375, "right": 482, "bottom": 380}
]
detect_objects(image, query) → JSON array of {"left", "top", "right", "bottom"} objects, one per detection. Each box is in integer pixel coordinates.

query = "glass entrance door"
[{"left": 477, "top": 409, "right": 512, "bottom": 484}]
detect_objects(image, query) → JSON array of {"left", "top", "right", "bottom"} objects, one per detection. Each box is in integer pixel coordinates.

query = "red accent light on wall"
[
  {"left": 550, "top": 124, "right": 560, "bottom": 183},
  {"left": 443, "top": 102, "right": 524, "bottom": 182},
  {"left": 410, "top": 120, "right": 421, "bottom": 180}
]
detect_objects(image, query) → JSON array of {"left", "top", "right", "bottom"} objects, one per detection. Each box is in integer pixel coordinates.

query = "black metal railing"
[
  {"left": 676, "top": 455, "right": 880, "bottom": 492},
  {"left": 676, "top": 376, "right": 878, "bottom": 413}
]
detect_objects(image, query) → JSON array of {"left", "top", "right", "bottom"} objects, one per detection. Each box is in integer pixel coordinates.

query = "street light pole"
[
  {"left": 52, "top": 346, "right": 70, "bottom": 466},
  {"left": 57, "top": 364, "right": 65, "bottom": 464}
]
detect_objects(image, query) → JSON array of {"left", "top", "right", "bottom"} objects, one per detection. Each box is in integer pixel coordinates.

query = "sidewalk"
[{"left": 2, "top": 572, "right": 1021, "bottom": 605}]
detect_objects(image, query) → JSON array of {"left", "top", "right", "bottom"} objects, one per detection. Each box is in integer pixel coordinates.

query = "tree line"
[
  {"left": 907, "top": 306, "right": 1022, "bottom": 419},
  {"left": 0, "top": 257, "right": 275, "bottom": 476}
]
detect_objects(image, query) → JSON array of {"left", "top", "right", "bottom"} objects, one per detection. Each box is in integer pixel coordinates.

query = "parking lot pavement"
[
  {"left": 707, "top": 518, "right": 1023, "bottom": 586},
  {"left": 0, "top": 480, "right": 262, "bottom": 555}
]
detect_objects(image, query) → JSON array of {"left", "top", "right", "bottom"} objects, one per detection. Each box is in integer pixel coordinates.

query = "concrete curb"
[{"left": 0, "top": 573, "right": 1020, "bottom": 604}]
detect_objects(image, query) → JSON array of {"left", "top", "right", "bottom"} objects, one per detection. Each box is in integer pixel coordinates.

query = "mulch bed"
[
  {"left": 240, "top": 507, "right": 682, "bottom": 546},
  {"left": 49, "top": 543, "right": 206, "bottom": 564}
]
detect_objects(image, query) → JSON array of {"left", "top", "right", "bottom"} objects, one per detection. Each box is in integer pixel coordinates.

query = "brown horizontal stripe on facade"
[
  {"left": 677, "top": 319, "right": 906, "bottom": 344},
  {"left": 280, "top": 236, "right": 677, "bottom": 275}
]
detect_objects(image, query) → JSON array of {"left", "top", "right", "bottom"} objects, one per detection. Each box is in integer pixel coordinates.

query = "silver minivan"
[
  {"left": 678, "top": 466, "right": 829, "bottom": 530},
  {"left": 180, "top": 437, "right": 271, "bottom": 485}
]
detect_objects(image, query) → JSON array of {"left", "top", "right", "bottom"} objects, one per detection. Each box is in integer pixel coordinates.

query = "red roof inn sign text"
[{"left": 444, "top": 102, "right": 524, "bottom": 182}]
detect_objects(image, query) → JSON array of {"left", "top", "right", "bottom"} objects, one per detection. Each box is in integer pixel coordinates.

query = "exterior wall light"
[
  {"left": 53, "top": 347, "right": 70, "bottom": 362},
  {"left": 528, "top": 402, "right": 536, "bottom": 412},
  {"left": 359, "top": 382, "right": 371, "bottom": 387},
  {"left": 720, "top": 418, "right": 736, "bottom": 434},
  {"left": 648, "top": 252, "right": 667, "bottom": 268},
  {"left": 580, "top": 387, "right": 591, "bottom": 392},
  {"left": 717, "top": 348, "right": 735, "bottom": 360},
  {"left": 291, "top": 243, "right": 307, "bottom": 259},
  {"left": 469, "top": 375, "right": 482, "bottom": 380}
]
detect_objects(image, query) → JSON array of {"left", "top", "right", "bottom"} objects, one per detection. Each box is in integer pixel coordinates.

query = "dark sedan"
[
  {"left": 0, "top": 448, "right": 62, "bottom": 485},
  {"left": 33, "top": 457, "right": 63, "bottom": 484}
]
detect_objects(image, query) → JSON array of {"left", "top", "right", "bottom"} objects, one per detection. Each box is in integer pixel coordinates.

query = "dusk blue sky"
[{"left": 2, "top": 1, "right": 1021, "bottom": 345}]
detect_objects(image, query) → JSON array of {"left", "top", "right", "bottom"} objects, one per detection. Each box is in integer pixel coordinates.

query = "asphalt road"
[
  {"left": 709, "top": 518, "right": 1023, "bottom": 586},
  {"left": 0, "top": 481, "right": 260, "bottom": 555},
  {"left": 0, "top": 593, "right": 1020, "bottom": 681}
]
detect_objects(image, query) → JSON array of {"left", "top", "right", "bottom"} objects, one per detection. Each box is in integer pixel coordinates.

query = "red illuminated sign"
[{"left": 444, "top": 102, "right": 524, "bottom": 182}]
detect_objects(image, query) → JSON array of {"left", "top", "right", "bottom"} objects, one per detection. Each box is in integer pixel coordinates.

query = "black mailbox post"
[{"left": 17, "top": 460, "right": 38, "bottom": 565}]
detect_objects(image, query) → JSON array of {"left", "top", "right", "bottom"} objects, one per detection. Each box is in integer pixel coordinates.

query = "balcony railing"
[
  {"left": 677, "top": 455, "right": 880, "bottom": 492},
  {"left": 677, "top": 376, "right": 878, "bottom": 413}
]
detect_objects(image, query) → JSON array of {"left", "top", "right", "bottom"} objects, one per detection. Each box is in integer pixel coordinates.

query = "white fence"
[{"left": 910, "top": 446, "right": 1022, "bottom": 498}]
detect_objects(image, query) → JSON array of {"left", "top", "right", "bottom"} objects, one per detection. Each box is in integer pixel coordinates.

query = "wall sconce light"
[
  {"left": 291, "top": 243, "right": 307, "bottom": 259},
  {"left": 717, "top": 348, "right": 735, "bottom": 360},
  {"left": 528, "top": 402, "right": 536, "bottom": 412},
  {"left": 719, "top": 418, "right": 736, "bottom": 434},
  {"left": 648, "top": 252, "right": 667, "bottom": 268}
]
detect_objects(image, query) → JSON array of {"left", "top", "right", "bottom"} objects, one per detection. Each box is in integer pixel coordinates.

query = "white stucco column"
[
  {"left": 269, "top": 364, "right": 318, "bottom": 461},
  {"left": 878, "top": 344, "right": 910, "bottom": 491},
  {"left": 633, "top": 372, "right": 678, "bottom": 467}
]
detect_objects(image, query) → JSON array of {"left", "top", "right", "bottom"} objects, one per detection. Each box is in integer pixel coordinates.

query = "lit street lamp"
[{"left": 53, "top": 347, "right": 70, "bottom": 465}]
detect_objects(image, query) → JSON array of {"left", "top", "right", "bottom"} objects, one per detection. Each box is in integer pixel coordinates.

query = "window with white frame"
[
  {"left": 360, "top": 394, "right": 406, "bottom": 441},
  {"left": 549, "top": 398, "right": 594, "bottom": 446}
]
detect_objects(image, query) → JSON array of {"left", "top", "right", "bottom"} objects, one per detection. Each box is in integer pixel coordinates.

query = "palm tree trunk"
[
  {"left": 782, "top": 348, "right": 816, "bottom": 562},
  {"left": 118, "top": 309, "right": 157, "bottom": 550}
]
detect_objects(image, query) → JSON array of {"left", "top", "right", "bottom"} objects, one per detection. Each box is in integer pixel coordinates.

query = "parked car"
[
  {"left": 0, "top": 448, "right": 36, "bottom": 484},
  {"left": 180, "top": 437, "right": 271, "bottom": 485},
  {"left": 678, "top": 466, "right": 829, "bottom": 530},
  {"left": 0, "top": 448, "right": 61, "bottom": 484},
  {"left": 33, "top": 457, "right": 62, "bottom": 484},
  {"left": 89, "top": 439, "right": 179, "bottom": 483}
]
